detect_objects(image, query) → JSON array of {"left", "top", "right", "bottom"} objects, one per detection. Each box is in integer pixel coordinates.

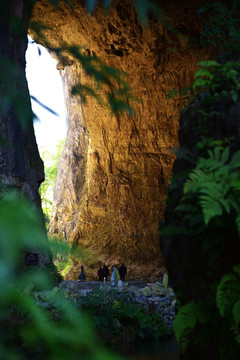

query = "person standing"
[
  {"left": 102, "top": 264, "right": 109, "bottom": 281},
  {"left": 79, "top": 265, "right": 86, "bottom": 281},
  {"left": 118, "top": 263, "right": 127, "bottom": 281},
  {"left": 98, "top": 266, "right": 104, "bottom": 281}
]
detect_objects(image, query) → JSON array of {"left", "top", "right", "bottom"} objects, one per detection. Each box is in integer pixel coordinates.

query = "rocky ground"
[{"left": 57, "top": 278, "right": 176, "bottom": 329}]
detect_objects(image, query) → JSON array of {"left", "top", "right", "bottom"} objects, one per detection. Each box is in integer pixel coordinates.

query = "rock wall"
[{"left": 31, "top": 0, "right": 206, "bottom": 280}]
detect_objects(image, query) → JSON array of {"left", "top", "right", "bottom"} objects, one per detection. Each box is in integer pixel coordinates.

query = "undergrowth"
[
  {"left": 76, "top": 289, "right": 172, "bottom": 345},
  {"left": 163, "top": 52, "right": 240, "bottom": 360}
]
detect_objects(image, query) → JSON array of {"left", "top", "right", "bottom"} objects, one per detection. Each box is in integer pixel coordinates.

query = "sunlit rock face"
[{"left": 31, "top": 0, "right": 204, "bottom": 280}]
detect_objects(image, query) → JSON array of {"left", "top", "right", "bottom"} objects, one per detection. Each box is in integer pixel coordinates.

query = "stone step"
[{"left": 59, "top": 280, "right": 149, "bottom": 291}]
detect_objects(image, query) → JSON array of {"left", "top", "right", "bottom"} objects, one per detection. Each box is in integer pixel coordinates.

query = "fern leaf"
[
  {"left": 220, "top": 146, "right": 230, "bottom": 163},
  {"left": 232, "top": 299, "right": 240, "bottom": 325},
  {"left": 235, "top": 214, "right": 240, "bottom": 236},
  {"left": 231, "top": 150, "right": 240, "bottom": 166},
  {"left": 233, "top": 265, "right": 240, "bottom": 275},
  {"left": 199, "top": 196, "right": 223, "bottom": 224},
  {"left": 213, "top": 147, "right": 221, "bottom": 162},
  {"left": 174, "top": 204, "right": 195, "bottom": 212},
  {"left": 234, "top": 333, "right": 240, "bottom": 345},
  {"left": 194, "top": 68, "right": 213, "bottom": 79},
  {"left": 230, "top": 173, "right": 240, "bottom": 190},
  {"left": 184, "top": 170, "right": 205, "bottom": 194},
  {"left": 200, "top": 182, "right": 224, "bottom": 197},
  {"left": 233, "top": 161, "right": 240, "bottom": 169},
  {"left": 198, "top": 60, "right": 219, "bottom": 67},
  {"left": 196, "top": 303, "right": 211, "bottom": 324},
  {"left": 216, "top": 273, "right": 240, "bottom": 317},
  {"left": 228, "top": 195, "right": 240, "bottom": 213},
  {"left": 218, "top": 198, "right": 231, "bottom": 214},
  {"left": 174, "top": 302, "right": 197, "bottom": 346},
  {"left": 216, "top": 165, "right": 231, "bottom": 182}
]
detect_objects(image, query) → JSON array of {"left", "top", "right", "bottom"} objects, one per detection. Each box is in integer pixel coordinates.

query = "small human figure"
[
  {"left": 111, "top": 266, "right": 119, "bottom": 287},
  {"left": 98, "top": 266, "right": 104, "bottom": 281},
  {"left": 102, "top": 264, "right": 109, "bottom": 282},
  {"left": 118, "top": 263, "right": 127, "bottom": 281},
  {"left": 78, "top": 265, "right": 86, "bottom": 281}
]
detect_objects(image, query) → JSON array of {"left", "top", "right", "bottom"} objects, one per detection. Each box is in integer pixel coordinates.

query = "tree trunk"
[
  {"left": 0, "top": 1, "right": 60, "bottom": 282},
  {"left": 0, "top": 0, "right": 44, "bottom": 205}
]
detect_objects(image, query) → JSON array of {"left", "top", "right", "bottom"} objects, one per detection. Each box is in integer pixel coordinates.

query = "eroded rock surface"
[{"left": 31, "top": 0, "right": 205, "bottom": 280}]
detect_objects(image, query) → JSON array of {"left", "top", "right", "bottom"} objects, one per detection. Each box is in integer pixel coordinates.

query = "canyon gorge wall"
[{"left": 31, "top": 0, "right": 206, "bottom": 280}]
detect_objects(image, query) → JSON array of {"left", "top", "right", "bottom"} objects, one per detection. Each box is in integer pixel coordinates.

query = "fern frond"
[
  {"left": 230, "top": 174, "right": 240, "bottom": 191},
  {"left": 231, "top": 150, "right": 240, "bottom": 166},
  {"left": 174, "top": 302, "right": 197, "bottom": 347},
  {"left": 196, "top": 303, "right": 211, "bottom": 324},
  {"left": 220, "top": 146, "right": 230, "bottom": 163},
  {"left": 218, "top": 198, "right": 231, "bottom": 213},
  {"left": 235, "top": 214, "right": 240, "bottom": 236},
  {"left": 233, "top": 265, "right": 240, "bottom": 275},
  {"left": 174, "top": 204, "right": 195, "bottom": 213},
  {"left": 216, "top": 273, "right": 240, "bottom": 317},
  {"left": 199, "top": 195, "right": 223, "bottom": 224},
  {"left": 232, "top": 299, "right": 240, "bottom": 325},
  {"left": 234, "top": 333, "right": 240, "bottom": 345},
  {"left": 215, "top": 165, "right": 231, "bottom": 181},
  {"left": 213, "top": 147, "right": 221, "bottom": 161},
  {"left": 184, "top": 170, "right": 209, "bottom": 194},
  {"left": 200, "top": 182, "right": 225, "bottom": 197},
  {"left": 228, "top": 196, "right": 240, "bottom": 213}
]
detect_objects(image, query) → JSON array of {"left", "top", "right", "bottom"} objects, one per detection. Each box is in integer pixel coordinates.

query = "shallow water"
[{"left": 115, "top": 336, "right": 179, "bottom": 360}]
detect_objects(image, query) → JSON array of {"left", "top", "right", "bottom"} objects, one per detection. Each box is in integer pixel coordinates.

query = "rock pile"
[{"left": 58, "top": 274, "right": 176, "bottom": 329}]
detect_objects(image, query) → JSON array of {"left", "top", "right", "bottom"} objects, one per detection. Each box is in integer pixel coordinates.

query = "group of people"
[
  {"left": 78, "top": 263, "right": 127, "bottom": 282},
  {"left": 97, "top": 263, "right": 127, "bottom": 282}
]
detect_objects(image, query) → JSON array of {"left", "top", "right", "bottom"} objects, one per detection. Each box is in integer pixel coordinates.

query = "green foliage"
[
  {"left": 164, "top": 32, "right": 240, "bottom": 357},
  {"left": 84, "top": 0, "right": 170, "bottom": 27},
  {"left": 78, "top": 289, "right": 172, "bottom": 343},
  {"left": 193, "top": 61, "right": 240, "bottom": 103},
  {"left": 216, "top": 266, "right": 240, "bottom": 319},
  {"left": 179, "top": 146, "right": 240, "bottom": 228},
  {"left": 56, "top": 258, "right": 73, "bottom": 276},
  {"left": 39, "top": 139, "right": 65, "bottom": 228},
  {"left": 198, "top": 1, "right": 240, "bottom": 52},
  {"left": 0, "top": 192, "right": 122, "bottom": 359},
  {"left": 193, "top": 61, "right": 218, "bottom": 91},
  {"left": 165, "top": 87, "right": 193, "bottom": 106},
  {"left": 171, "top": 146, "right": 240, "bottom": 355},
  {"left": 174, "top": 302, "right": 198, "bottom": 351}
]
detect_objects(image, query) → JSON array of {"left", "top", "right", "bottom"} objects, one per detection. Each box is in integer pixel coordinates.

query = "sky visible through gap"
[{"left": 25, "top": 36, "right": 67, "bottom": 154}]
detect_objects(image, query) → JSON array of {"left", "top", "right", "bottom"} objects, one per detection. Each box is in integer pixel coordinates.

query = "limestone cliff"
[{"left": 31, "top": 0, "right": 206, "bottom": 280}]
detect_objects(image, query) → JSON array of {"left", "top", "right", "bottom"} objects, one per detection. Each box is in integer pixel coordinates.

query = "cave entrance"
[{"left": 25, "top": 36, "right": 67, "bottom": 227}]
